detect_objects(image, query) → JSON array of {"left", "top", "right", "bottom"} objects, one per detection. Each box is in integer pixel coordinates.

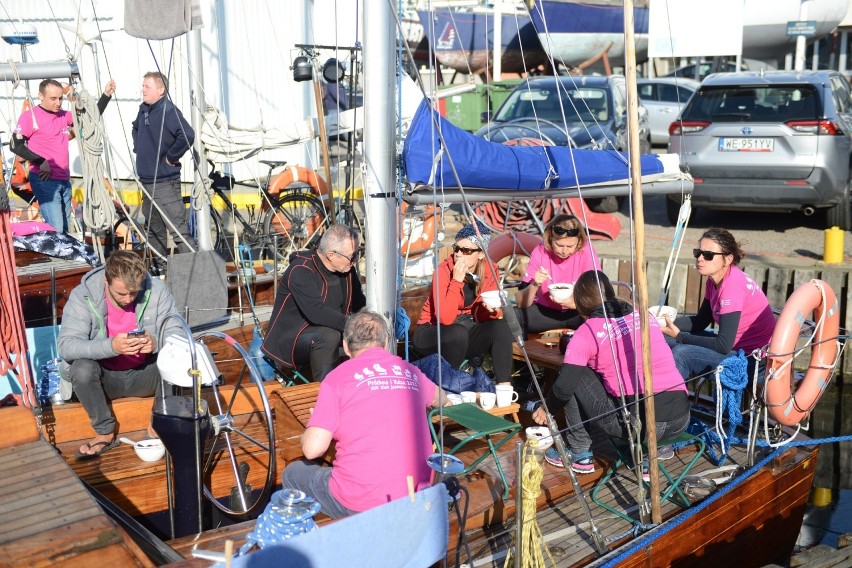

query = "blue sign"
[{"left": 787, "top": 21, "right": 817, "bottom": 37}]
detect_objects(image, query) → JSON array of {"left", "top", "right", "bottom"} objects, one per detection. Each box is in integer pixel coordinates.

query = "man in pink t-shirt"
[
  {"left": 12, "top": 78, "right": 115, "bottom": 233},
  {"left": 282, "top": 310, "right": 450, "bottom": 518}
]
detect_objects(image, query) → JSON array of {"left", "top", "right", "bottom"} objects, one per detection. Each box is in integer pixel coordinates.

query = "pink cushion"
[{"left": 10, "top": 221, "right": 55, "bottom": 237}]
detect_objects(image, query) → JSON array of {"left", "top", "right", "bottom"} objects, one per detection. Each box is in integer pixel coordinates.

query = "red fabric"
[{"left": 417, "top": 256, "right": 503, "bottom": 326}]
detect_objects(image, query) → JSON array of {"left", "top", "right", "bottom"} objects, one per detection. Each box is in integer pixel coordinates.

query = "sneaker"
[
  {"left": 544, "top": 448, "right": 595, "bottom": 474},
  {"left": 657, "top": 445, "right": 675, "bottom": 461},
  {"left": 641, "top": 460, "right": 650, "bottom": 483}
]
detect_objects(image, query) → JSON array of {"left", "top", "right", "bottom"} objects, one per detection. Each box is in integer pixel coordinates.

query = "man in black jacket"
[
  {"left": 131, "top": 71, "right": 195, "bottom": 256},
  {"left": 262, "top": 224, "right": 366, "bottom": 381}
]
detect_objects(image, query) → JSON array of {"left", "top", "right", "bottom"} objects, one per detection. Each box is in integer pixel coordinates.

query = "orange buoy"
[
  {"left": 268, "top": 165, "right": 329, "bottom": 200},
  {"left": 399, "top": 202, "right": 439, "bottom": 257},
  {"left": 765, "top": 279, "right": 840, "bottom": 426}
]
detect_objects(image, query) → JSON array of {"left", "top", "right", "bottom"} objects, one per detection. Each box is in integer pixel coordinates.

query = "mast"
[
  {"left": 188, "top": 28, "right": 212, "bottom": 250},
  {"left": 623, "top": 0, "right": 662, "bottom": 524},
  {"left": 362, "top": 0, "right": 398, "bottom": 320}
]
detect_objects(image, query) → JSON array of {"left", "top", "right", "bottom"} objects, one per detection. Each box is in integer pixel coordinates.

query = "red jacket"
[{"left": 417, "top": 256, "right": 503, "bottom": 326}]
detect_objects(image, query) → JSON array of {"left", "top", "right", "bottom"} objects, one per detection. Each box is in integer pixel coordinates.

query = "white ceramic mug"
[
  {"left": 460, "top": 391, "right": 477, "bottom": 404},
  {"left": 479, "top": 392, "right": 496, "bottom": 410},
  {"left": 495, "top": 385, "right": 518, "bottom": 407}
]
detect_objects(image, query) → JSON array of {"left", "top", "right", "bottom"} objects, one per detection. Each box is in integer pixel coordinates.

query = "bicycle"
[{"left": 109, "top": 160, "right": 330, "bottom": 263}]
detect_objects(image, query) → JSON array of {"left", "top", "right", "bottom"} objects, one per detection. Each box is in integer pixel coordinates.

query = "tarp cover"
[{"left": 403, "top": 98, "right": 666, "bottom": 191}]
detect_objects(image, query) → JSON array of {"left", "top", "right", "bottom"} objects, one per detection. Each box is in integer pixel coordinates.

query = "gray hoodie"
[{"left": 58, "top": 265, "right": 181, "bottom": 377}]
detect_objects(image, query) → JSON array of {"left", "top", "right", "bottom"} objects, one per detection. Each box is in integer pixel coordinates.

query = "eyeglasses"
[
  {"left": 331, "top": 249, "right": 359, "bottom": 264},
  {"left": 692, "top": 248, "right": 724, "bottom": 261},
  {"left": 552, "top": 226, "right": 580, "bottom": 237},
  {"left": 452, "top": 244, "right": 481, "bottom": 255}
]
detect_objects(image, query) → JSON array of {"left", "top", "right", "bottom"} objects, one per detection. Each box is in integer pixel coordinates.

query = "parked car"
[
  {"left": 637, "top": 77, "right": 699, "bottom": 145},
  {"left": 664, "top": 60, "right": 747, "bottom": 82},
  {"left": 475, "top": 75, "right": 652, "bottom": 212},
  {"left": 667, "top": 70, "right": 852, "bottom": 230}
]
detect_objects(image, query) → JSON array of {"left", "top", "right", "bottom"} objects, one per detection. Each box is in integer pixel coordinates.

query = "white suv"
[{"left": 667, "top": 70, "right": 852, "bottom": 230}]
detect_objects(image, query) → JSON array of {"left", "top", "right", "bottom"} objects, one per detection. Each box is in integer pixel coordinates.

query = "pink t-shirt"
[
  {"left": 564, "top": 309, "right": 686, "bottom": 397},
  {"left": 524, "top": 243, "right": 601, "bottom": 310},
  {"left": 705, "top": 265, "right": 776, "bottom": 352},
  {"left": 101, "top": 294, "right": 145, "bottom": 371},
  {"left": 16, "top": 105, "right": 74, "bottom": 180},
  {"left": 308, "top": 347, "right": 437, "bottom": 513}
]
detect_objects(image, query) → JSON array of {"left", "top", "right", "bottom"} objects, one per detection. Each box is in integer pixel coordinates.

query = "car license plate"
[{"left": 718, "top": 137, "right": 774, "bottom": 152}]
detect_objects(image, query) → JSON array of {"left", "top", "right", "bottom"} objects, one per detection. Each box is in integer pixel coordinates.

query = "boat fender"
[
  {"left": 486, "top": 231, "right": 542, "bottom": 263},
  {"left": 765, "top": 279, "right": 840, "bottom": 426},
  {"left": 399, "top": 202, "right": 439, "bottom": 257}
]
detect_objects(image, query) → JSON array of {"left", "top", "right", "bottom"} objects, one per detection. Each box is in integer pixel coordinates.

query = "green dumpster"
[
  {"left": 488, "top": 79, "right": 523, "bottom": 114},
  {"left": 439, "top": 79, "right": 524, "bottom": 132}
]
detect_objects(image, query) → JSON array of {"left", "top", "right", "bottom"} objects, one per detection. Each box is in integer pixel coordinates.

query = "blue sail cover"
[{"left": 403, "top": 98, "right": 665, "bottom": 191}]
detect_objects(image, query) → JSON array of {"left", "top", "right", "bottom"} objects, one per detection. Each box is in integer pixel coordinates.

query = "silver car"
[
  {"left": 637, "top": 78, "right": 699, "bottom": 145},
  {"left": 668, "top": 70, "right": 852, "bottom": 230}
]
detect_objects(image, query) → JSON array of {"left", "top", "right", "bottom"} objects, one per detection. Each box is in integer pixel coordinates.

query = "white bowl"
[
  {"left": 525, "top": 426, "right": 554, "bottom": 452},
  {"left": 134, "top": 439, "right": 166, "bottom": 462},
  {"left": 548, "top": 283, "right": 574, "bottom": 303},
  {"left": 650, "top": 305, "right": 677, "bottom": 327},
  {"left": 480, "top": 290, "right": 502, "bottom": 309}
]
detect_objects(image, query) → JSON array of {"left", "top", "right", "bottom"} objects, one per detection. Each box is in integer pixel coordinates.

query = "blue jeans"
[
  {"left": 670, "top": 333, "right": 766, "bottom": 383},
  {"left": 281, "top": 459, "right": 357, "bottom": 519},
  {"left": 30, "top": 175, "right": 72, "bottom": 233}
]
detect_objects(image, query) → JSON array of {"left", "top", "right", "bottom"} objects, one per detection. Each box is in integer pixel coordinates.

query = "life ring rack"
[{"left": 764, "top": 279, "right": 840, "bottom": 426}]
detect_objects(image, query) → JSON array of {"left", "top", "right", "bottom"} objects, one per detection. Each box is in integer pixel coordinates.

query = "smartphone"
[{"left": 128, "top": 329, "right": 146, "bottom": 338}]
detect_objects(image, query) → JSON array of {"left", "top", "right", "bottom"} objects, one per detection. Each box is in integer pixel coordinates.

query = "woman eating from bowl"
[
  {"left": 412, "top": 221, "right": 513, "bottom": 385},
  {"left": 661, "top": 228, "right": 775, "bottom": 382},
  {"left": 532, "top": 270, "right": 689, "bottom": 474},
  {"left": 515, "top": 214, "right": 600, "bottom": 335}
]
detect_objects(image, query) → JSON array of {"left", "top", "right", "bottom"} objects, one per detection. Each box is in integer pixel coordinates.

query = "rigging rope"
[
  {"left": 503, "top": 440, "right": 556, "bottom": 568},
  {"left": 72, "top": 88, "right": 116, "bottom": 233}
]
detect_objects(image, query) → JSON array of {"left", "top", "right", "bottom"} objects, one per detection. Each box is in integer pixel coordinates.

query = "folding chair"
[
  {"left": 428, "top": 403, "right": 521, "bottom": 499},
  {"left": 591, "top": 430, "right": 706, "bottom": 523}
]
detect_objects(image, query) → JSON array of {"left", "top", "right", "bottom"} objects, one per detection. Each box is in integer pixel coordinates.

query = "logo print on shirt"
[
  {"left": 391, "top": 365, "right": 402, "bottom": 375},
  {"left": 361, "top": 367, "right": 374, "bottom": 377},
  {"left": 373, "top": 364, "right": 387, "bottom": 374}
]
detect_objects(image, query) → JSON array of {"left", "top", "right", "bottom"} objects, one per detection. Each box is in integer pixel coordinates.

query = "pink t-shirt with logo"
[
  {"left": 101, "top": 293, "right": 145, "bottom": 371},
  {"left": 524, "top": 243, "right": 601, "bottom": 310},
  {"left": 308, "top": 347, "right": 437, "bottom": 512},
  {"left": 564, "top": 309, "right": 686, "bottom": 397},
  {"left": 705, "top": 265, "right": 775, "bottom": 352},
  {"left": 16, "top": 105, "right": 74, "bottom": 180}
]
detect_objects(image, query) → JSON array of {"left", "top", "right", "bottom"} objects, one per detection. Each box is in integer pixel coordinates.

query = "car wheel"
[
  {"left": 666, "top": 197, "right": 680, "bottom": 224},
  {"left": 825, "top": 181, "right": 852, "bottom": 231},
  {"left": 587, "top": 196, "right": 621, "bottom": 213}
]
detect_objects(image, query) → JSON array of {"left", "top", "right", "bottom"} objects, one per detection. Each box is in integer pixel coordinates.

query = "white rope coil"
[{"left": 72, "top": 89, "right": 115, "bottom": 232}]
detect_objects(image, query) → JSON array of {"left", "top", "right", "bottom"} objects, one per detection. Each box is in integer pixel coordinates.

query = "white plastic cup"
[
  {"left": 460, "top": 391, "right": 477, "bottom": 404},
  {"left": 479, "top": 392, "right": 496, "bottom": 410},
  {"left": 495, "top": 385, "right": 518, "bottom": 407}
]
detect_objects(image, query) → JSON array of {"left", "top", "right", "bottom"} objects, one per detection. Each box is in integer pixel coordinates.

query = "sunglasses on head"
[
  {"left": 692, "top": 249, "right": 723, "bottom": 261},
  {"left": 453, "top": 244, "right": 481, "bottom": 255},
  {"left": 552, "top": 226, "right": 580, "bottom": 237}
]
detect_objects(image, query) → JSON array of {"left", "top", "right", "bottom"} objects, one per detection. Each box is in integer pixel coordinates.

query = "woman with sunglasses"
[
  {"left": 515, "top": 214, "right": 600, "bottom": 335},
  {"left": 660, "top": 228, "right": 775, "bottom": 382},
  {"left": 413, "top": 221, "right": 513, "bottom": 385}
]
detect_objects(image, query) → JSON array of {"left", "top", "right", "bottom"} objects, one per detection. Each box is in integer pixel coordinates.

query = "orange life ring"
[
  {"left": 486, "top": 231, "right": 542, "bottom": 262},
  {"left": 399, "top": 202, "right": 438, "bottom": 257},
  {"left": 268, "top": 165, "right": 329, "bottom": 200},
  {"left": 765, "top": 279, "right": 839, "bottom": 426}
]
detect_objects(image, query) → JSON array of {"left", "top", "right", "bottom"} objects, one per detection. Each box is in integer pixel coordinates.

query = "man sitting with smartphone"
[{"left": 58, "top": 250, "right": 181, "bottom": 459}]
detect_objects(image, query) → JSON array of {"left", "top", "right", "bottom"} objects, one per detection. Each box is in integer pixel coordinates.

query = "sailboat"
[{"left": 0, "top": 0, "right": 840, "bottom": 566}]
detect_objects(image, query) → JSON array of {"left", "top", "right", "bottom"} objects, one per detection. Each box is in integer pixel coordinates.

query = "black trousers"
[{"left": 412, "top": 318, "right": 513, "bottom": 382}]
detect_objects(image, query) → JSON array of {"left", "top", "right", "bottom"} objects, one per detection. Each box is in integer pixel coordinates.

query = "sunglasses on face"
[
  {"left": 693, "top": 249, "right": 723, "bottom": 261},
  {"left": 331, "top": 249, "right": 360, "bottom": 264},
  {"left": 452, "top": 244, "right": 481, "bottom": 255},
  {"left": 552, "top": 226, "right": 580, "bottom": 237}
]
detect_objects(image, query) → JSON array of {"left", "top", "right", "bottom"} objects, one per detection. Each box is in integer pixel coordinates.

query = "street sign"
[{"left": 786, "top": 20, "right": 817, "bottom": 37}]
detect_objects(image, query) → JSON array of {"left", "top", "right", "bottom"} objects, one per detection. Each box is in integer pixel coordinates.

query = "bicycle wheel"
[{"left": 263, "top": 191, "right": 329, "bottom": 262}]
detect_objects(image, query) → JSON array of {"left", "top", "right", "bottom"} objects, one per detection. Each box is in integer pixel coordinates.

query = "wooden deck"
[{"left": 0, "top": 406, "right": 154, "bottom": 567}]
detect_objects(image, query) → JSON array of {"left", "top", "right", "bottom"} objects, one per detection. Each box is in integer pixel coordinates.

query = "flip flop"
[{"left": 74, "top": 438, "right": 119, "bottom": 461}]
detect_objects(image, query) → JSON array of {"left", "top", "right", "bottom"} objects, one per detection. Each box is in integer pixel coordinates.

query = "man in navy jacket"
[{"left": 132, "top": 71, "right": 195, "bottom": 257}]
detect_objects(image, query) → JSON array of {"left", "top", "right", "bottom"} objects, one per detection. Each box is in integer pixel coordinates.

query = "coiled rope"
[
  {"left": 504, "top": 439, "right": 555, "bottom": 568},
  {"left": 710, "top": 349, "right": 748, "bottom": 462},
  {"left": 71, "top": 88, "right": 115, "bottom": 233}
]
